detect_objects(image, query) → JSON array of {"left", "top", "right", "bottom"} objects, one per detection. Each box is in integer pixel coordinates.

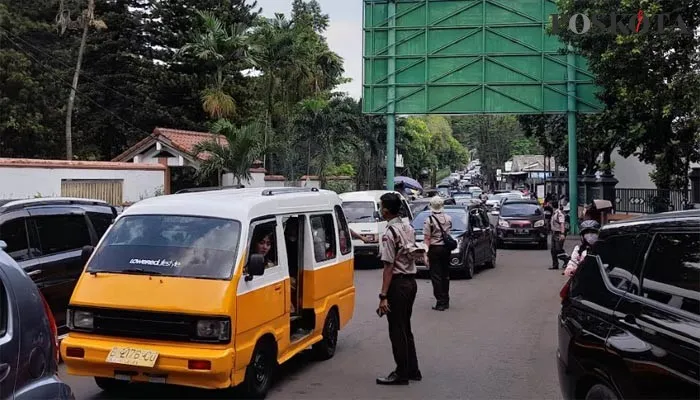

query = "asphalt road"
[{"left": 60, "top": 243, "right": 572, "bottom": 399}]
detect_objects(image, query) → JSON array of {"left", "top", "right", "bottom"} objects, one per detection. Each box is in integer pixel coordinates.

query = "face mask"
[{"left": 583, "top": 233, "right": 598, "bottom": 245}]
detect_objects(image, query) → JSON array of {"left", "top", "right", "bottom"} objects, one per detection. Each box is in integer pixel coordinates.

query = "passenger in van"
[
  {"left": 251, "top": 227, "right": 276, "bottom": 269},
  {"left": 284, "top": 219, "right": 299, "bottom": 313}
]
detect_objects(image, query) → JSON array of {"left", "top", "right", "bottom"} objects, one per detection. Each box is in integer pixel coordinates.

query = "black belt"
[{"left": 392, "top": 273, "right": 416, "bottom": 279}]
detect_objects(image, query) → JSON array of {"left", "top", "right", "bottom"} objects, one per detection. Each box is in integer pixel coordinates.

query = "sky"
[{"left": 254, "top": 0, "right": 363, "bottom": 99}]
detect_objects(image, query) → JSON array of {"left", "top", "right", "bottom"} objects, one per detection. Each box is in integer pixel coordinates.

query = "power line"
[{"left": 2, "top": 33, "right": 152, "bottom": 137}]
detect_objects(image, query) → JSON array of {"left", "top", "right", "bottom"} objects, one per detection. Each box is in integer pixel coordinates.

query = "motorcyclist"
[{"left": 563, "top": 220, "right": 601, "bottom": 277}]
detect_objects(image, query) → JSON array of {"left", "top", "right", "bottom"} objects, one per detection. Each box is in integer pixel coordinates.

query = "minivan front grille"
[{"left": 70, "top": 307, "right": 225, "bottom": 343}]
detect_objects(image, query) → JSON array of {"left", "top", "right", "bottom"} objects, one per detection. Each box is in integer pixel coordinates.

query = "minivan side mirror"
[
  {"left": 373, "top": 211, "right": 381, "bottom": 221},
  {"left": 245, "top": 254, "right": 266, "bottom": 281},
  {"left": 81, "top": 245, "right": 95, "bottom": 264}
]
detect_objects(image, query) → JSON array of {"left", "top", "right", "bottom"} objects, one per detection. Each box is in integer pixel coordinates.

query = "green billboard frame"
[{"left": 363, "top": 0, "right": 602, "bottom": 232}]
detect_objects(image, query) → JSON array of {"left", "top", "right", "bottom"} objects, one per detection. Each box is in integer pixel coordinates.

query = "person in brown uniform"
[
  {"left": 376, "top": 192, "right": 421, "bottom": 385},
  {"left": 424, "top": 196, "right": 453, "bottom": 311}
]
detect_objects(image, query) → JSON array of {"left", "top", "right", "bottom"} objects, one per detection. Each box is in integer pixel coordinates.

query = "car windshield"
[
  {"left": 342, "top": 201, "right": 377, "bottom": 222},
  {"left": 453, "top": 193, "right": 472, "bottom": 199},
  {"left": 500, "top": 203, "right": 542, "bottom": 217},
  {"left": 411, "top": 210, "right": 468, "bottom": 232},
  {"left": 86, "top": 215, "right": 241, "bottom": 280}
]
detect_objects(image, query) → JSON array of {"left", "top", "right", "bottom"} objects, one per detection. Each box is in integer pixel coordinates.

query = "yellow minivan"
[{"left": 60, "top": 187, "right": 355, "bottom": 397}]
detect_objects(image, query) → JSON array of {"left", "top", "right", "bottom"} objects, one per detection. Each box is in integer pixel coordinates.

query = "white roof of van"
[
  {"left": 119, "top": 188, "right": 341, "bottom": 221},
  {"left": 339, "top": 190, "right": 404, "bottom": 203}
]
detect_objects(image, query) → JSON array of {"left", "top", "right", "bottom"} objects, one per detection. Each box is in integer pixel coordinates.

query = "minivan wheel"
[
  {"left": 243, "top": 341, "right": 276, "bottom": 399},
  {"left": 94, "top": 377, "right": 129, "bottom": 393},
  {"left": 485, "top": 245, "right": 496, "bottom": 269},
  {"left": 584, "top": 383, "right": 619, "bottom": 400},
  {"left": 463, "top": 251, "right": 475, "bottom": 279},
  {"left": 312, "top": 309, "right": 339, "bottom": 361}
]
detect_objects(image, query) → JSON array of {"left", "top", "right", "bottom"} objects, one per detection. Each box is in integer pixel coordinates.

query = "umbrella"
[{"left": 394, "top": 176, "right": 423, "bottom": 191}]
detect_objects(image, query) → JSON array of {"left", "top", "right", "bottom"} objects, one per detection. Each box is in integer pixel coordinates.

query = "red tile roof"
[{"left": 111, "top": 127, "right": 225, "bottom": 162}]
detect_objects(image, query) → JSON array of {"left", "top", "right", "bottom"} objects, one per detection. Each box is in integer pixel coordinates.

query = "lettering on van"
[{"left": 129, "top": 258, "right": 182, "bottom": 267}]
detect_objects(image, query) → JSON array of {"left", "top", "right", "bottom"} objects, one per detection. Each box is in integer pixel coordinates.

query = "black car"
[
  {"left": 410, "top": 197, "right": 456, "bottom": 215},
  {"left": 0, "top": 198, "right": 117, "bottom": 336},
  {"left": 558, "top": 210, "right": 700, "bottom": 400},
  {"left": 412, "top": 205, "right": 496, "bottom": 279},
  {"left": 495, "top": 199, "right": 548, "bottom": 249}
]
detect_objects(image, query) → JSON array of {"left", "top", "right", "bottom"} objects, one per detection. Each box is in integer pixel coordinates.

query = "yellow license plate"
[{"left": 106, "top": 347, "right": 159, "bottom": 368}]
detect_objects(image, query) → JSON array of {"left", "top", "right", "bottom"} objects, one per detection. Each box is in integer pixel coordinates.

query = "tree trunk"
[{"left": 65, "top": 18, "right": 90, "bottom": 160}]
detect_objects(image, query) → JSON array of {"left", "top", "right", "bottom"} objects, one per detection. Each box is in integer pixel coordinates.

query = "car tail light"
[
  {"left": 39, "top": 293, "right": 59, "bottom": 365},
  {"left": 560, "top": 279, "right": 571, "bottom": 302}
]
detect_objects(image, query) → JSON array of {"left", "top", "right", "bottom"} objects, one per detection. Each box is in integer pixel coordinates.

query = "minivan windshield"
[
  {"left": 342, "top": 201, "right": 377, "bottom": 223},
  {"left": 500, "top": 203, "right": 542, "bottom": 217},
  {"left": 87, "top": 215, "right": 241, "bottom": 280},
  {"left": 412, "top": 209, "right": 468, "bottom": 233}
]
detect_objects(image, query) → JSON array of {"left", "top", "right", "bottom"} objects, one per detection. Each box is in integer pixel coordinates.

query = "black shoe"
[
  {"left": 376, "top": 371, "right": 409, "bottom": 385},
  {"left": 409, "top": 370, "right": 422, "bottom": 381},
  {"left": 432, "top": 305, "right": 446, "bottom": 311}
]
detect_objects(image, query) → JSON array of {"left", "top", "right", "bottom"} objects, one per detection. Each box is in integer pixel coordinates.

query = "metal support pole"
[
  {"left": 567, "top": 45, "right": 579, "bottom": 234},
  {"left": 386, "top": 0, "right": 396, "bottom": 191}
]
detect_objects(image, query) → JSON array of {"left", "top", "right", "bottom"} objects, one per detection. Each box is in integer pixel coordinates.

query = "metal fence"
[{"left": 615, "top": 189, "right": 691, "bottom": 214}]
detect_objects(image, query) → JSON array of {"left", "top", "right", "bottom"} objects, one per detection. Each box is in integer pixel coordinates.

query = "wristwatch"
[{"left": 379, "top": 293, "right": 387, "bottom": 300}]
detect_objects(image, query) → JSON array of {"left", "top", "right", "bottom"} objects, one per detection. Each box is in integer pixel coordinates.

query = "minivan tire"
[
  {"left": 242, "top": 340, "right": 276, "bottom": 399},
  {"left": 312, "top": 309, "right": 339, "bottom": 361},
  {"left": 463, "top": 251, "right": 475, "bottom": 279},
  {"left": 94, "top": 377, "right": 129, "bottom": 393},
  {"left": 584, "top": 383, "right": 619, "bottom": 400}
]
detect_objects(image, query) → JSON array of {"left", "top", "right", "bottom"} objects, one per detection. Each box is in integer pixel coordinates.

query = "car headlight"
[
  {"left": 69, "top": 310, "right": 94, "bottom": 330},
  {"left": 498, "top": 219, "right": 509, "bottom": 228},
  {"left": 196, "top": 320, "right": 230, "bottom": 342},
  {"left": 453, "top": 237, "right": 463, "bottom": 253},
  {"left": 534, "top": 220, "right": 545, "bottom": 228}
]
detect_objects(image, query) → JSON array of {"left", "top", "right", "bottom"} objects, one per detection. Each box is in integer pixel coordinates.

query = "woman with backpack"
[{"left": 424, "top": 196, "right": 453, "bottom": 311}]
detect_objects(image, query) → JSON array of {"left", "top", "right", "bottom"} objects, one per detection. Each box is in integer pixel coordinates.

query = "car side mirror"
[
  {"left": 81, "top": 245, "right": 94, "bottom": 264},
  {"left": 373, "top": 211, "right": 381, "bottom": 221},
  {"left": 245, "top": 254, "right": 266, "bottom": 281}
]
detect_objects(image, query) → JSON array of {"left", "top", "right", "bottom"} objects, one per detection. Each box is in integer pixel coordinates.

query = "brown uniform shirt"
[
  {"left": 551, "top": 209, "right": 565, "bottom": 234},
  {"left": 423, "top": 211, "right": 452, "bottom": 245},
  {"left": 379, "top": 217, "right": 417, "bottom": 275}
]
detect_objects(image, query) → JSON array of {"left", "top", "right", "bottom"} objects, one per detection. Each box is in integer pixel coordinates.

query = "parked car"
[
  {"left": 412, "top": 205, "right": 496, "bottom": 279},
  {"left": 558, "top": 210, "right": 700, "bottom": 400},
  {"left": 495, "top": 199, "right": 548, "bottom": 249},
  {"left": 486, "top": 192, "right": 523, "bottom": 210},
  {"left": 0, "top": 198, "right": 118, "bottom": 336},
  {"left": 0, "top": 243, "right": 75, "bottom": 399}
]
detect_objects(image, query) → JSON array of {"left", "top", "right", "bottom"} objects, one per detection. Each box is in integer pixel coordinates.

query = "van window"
[
  {"left": 87, "top": 215, "right": 242, "bottom": 280},
  {"left": 249, "top": 221, "right": 278, "bottom": 269},
  {"left": 0, "top": 218, "right": 31, "bottom": 261},
  {"left": 88, "top": 211, "right": 114, "bottom": 238},
  {"left": 640, "top": 233, "right": 700, "bottom": 315},
  {"left": 342, "top": 202, "right": 376, "bottom": 223},
  {"left": 594, "top": 233, "right": 646, "bottom": 293},
  {"left": 311, "top": 214, "right": 336, "bottom": 262},
  {"left": 334, "top": 206, "right": 352, "bottom": 255},
  {"left": 33, "top": 214, "right": 91, "bottom": 255}
]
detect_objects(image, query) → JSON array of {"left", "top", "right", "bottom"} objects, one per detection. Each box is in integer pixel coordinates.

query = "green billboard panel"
[{"left": 363, "top": 0, "right": 603, "bottom": 114}]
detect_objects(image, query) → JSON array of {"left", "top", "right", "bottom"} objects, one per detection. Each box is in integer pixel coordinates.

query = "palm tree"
[
  {"left": 192, "top": 120, "right": 267, "bottom": 185},
  {"left": 178, "top": 11, "right": 249, "bottom": 119}
]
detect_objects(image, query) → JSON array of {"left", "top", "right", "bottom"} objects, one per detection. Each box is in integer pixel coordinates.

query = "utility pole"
[
  {"left": 385, "top": 0, "right": 397, "bottom": 191},
  {"left": 567, "top": 45, "right": 579, "bottom": 234}
]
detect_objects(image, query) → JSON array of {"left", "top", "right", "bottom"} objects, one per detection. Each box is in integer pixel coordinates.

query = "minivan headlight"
[
  {"left": 534, "top": 220, "right": 545, "bottom": 228},
  {"left": 498, "top": 219, "right": 510, "bottom": 228},
  {"left": 196, "top": 320, "right": 230, "bottom": 342},
  {"left": 70, "top": 310, "right": 94, "bottom": 330}
]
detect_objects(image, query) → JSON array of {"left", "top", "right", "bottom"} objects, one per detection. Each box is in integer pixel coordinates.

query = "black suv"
[
  {"left": 0, "top": 198, "right": 117, "bottom": 336},
  {"left": 412, "top": 204, "right": 496, "bottom": 279},
  {"left": 496, "top": 199, "right": 548, "bottom": 249},
  {"left": 558, "top": 210, "right": 700, "bottom": 400}
]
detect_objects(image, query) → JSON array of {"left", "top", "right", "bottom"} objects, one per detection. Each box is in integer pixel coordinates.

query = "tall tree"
[{"left": 56, "top": 0, "right": 106, "bottom": 160}]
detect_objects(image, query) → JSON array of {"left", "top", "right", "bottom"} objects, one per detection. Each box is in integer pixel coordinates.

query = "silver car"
[{"left": 0, "top": 241, "right": 74, "bottom": 399}]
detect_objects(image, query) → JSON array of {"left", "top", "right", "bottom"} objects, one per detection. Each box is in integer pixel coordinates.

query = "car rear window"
[
  {"left": 87, "top": 215, "right": 241, "bottom": 280},
  {"left": 411, "top": 210, "right": 467, "bottom": 232},
  {"left": 500, "top": 203, "right": 542, "bottom": 217}
]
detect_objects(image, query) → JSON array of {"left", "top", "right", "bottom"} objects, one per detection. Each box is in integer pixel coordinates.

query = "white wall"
[
  {"left": 136, "top": 146, "right": 190, "bottom": 167},
  {"left": 0, "top": 167, "right": 165, "bottom": 203},
  {"left": 611, "top": 148, "right": 655, "bottom": 189},
  {"left": 222, "top": 171, "right": 266, "bottom": 188}
]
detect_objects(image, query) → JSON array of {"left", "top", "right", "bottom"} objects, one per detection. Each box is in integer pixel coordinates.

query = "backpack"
[
  {"left": 387, "top": 225, "right": 425, "bottom": 262},
  {"left": 430, "top": 215, "right": 458, "bottom": 251}
]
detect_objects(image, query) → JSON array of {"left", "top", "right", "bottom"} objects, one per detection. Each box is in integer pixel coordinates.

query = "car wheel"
[
  {"left": 485, "top": 245, "right": 496, "bottom": 268},
  {"left": 94, "top": 377, "right": 129, "bottom": 393},
  {"left": 463, "top": 251, "right": 475, "bottom": 279},
  {"left": 242, "top": 340, "right": 276, "bottom": 399},
  {"left": 312, "top": 309, "right": 339, "bottom": 361},
  {"left": 584, "top": 383, "right": 619, "bottom": 400}
]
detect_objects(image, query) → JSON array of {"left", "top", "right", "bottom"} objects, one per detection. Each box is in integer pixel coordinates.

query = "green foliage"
[
  {"left": 326, "top": 163, "right": 355, "bottom": 177},
  {"left": 399, "top": 116, "right": 469, "bottom": 177},
  {"left": 324, "top": 180, "right": 353, "bottom": 194}
]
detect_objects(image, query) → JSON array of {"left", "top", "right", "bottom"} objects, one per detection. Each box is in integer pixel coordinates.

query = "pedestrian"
[
  {"left": 376, "top": 192, "right": 421, "bottom": 386},
  {"left": 549, "top": 200, "right": 566, "bottom": 270},
  {"left": 424, "top": 196, "right": 453, "bottom": 311},
  {"left": 563, "top": 220, "right": 600, "bottom": 276}
]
